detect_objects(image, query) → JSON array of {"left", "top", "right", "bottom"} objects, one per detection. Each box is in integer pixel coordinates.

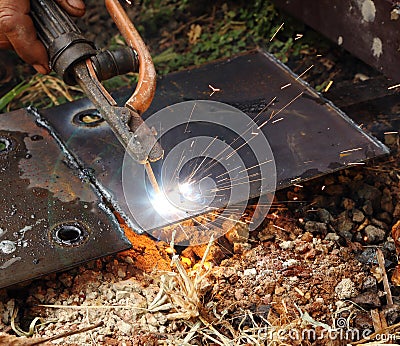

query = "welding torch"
[{"left": 30, "top": 0, "right": 163, "bottom": 192}]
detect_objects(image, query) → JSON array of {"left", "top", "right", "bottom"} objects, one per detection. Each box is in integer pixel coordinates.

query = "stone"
[
  {"left": 362, "top": 201, "right": 374, "bottom": 216},
  {"left": 351, "top": 291, "right": 381, "bottom": 308},
  {"left": 233, "top": 242, "right": 251, "bottom": 254},
  {"left": 352, "top": 209, "right": 365, "bottom": 223},
  {"left": 342, "top": 198, "right": 356, "bottom": 210},
  {"left": 116, "top": 320, "right": 132, "bottom": 335},
  {"left": 382, "top": 304, "right": 400, "bottom": 325},
  {"left": 243, "top": 268, "right": 257, "bottom": 276},
  {"left": 335, "top": 278, "right": 358, "bottom": 299},
  {"left": 371, "top": 218, "right": 389, "bottom": 231},
  {"left": 335, "top": 211, "right": 354, "bottom": 238},
  {"left": 317, "top": 208, "right": 333, "bottom": 223},
  {"left": 224, "top": 222, "right": 249, "bottom": 244},
  {"left": 325, "top": 184, "right": 345, "bottom": 196},
  {"left": 305, "top": 221, "right": 328, "bottom": 235},
  {"left": 279, "top": 240, "right": 294, "bottom": 250},
  {"left": 362, "top": 276, "right": 378, "bottom": 292},
  {"left": 381, "top": 188, "right": 394, "bottom": 213},
  {"left": 325, "top": 233, "right": 340, "bottom": 241},
  {"left": 364, "top": 225, "right": 386, "bottom": 244},
  {"left": 191, "top": 243, "right": 225, "bottom": 264},
  {"left": 357, "top": 183, "right": 382, "bottom": 210}
]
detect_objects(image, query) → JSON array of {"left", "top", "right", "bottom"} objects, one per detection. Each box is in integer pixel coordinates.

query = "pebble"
[
  {"left": 243, "top": 268, "right": 257, "bottom": 276},
  {"left": 362, "top": 201, "right": 374, "bottom": 216},
  {"left": 335, "top": 278, "right": 358, "bottom": 299},
  {"left": 342, "top": 198, "right": 356, "bottom": 210},
  {"left": 381, "top": 188, "right": 394, "bottom": 213},
  {"left": 325, "top": 233, "right": 340, "bottom": 241},
  {"left": 116, "top": 320, "right": 132, "bottom": 335},
  {"left": 382, "top": 304, "right": 400, "bottom": 325},
  {"left": 352, "top": 291, "right": 381, "bottom": 308},
  {"left": 357, "top": 184, "right": 382, "bottom": 209},
  {"left": 279, "top": 240, "right": 294, "bottom": 250},
  {"left": 224, "top": 223, "right": 249, "bottom": 244},
  {"left": 352, "top": 209, "right": 365, "bottom": 223},
  {"left": 364, "top": 225, "right": 386, "bottom": 244},
  {"left": 317, "top": 208, "right": 333, "bottom": 223},
  {"left": 304, "top": 221, "right": 327, "bottom": 235},
  {"left": 233, "top": 242, "right": 251, "bottom": 254},
  {"left": 335, "top": 211, "right": 354, "bottom": 239}
]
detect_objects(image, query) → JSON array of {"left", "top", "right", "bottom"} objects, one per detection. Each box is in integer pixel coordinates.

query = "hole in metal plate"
[
  {"left": 0, "top": 137, "right": 12, "bottom": 154},
  {"left": 73, "top": 110, "right": 104, "bottom": 127},
  {"left": 50, "top": 223, "right": 89, "bottom": 247}
]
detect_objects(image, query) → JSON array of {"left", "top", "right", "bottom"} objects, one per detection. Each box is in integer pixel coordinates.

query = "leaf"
[
  {"left": 0, "top": 81, "right": 32, "bottom": 112},
  {"left": 188, "top": 24, "right": 202, "bottom": 45}
]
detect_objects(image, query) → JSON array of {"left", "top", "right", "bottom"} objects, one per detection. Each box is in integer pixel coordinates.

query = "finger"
[
  {"left": 0, "top": 33, "right": 12, "bottom": 49},
  {"left": 55, "top": 0, "right": 86, "bottom": 17},
  {"left": 0, "top": 2, "right": 50, "bottom": 73}
]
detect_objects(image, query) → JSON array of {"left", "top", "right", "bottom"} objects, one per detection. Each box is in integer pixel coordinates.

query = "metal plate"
[
  {"left": 39, "top": 50, "right": 389, "bottom": 237},
  {"left": 0, "top": 108, "right": 130, "bottom": 289},
  {"left": 273, "top": 0, "right": 400, "bottom": 82}
]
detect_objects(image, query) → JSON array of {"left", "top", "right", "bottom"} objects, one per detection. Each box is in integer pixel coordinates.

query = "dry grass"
[{"left": 6, "top": 74, "right": 83, "bottom": 111}]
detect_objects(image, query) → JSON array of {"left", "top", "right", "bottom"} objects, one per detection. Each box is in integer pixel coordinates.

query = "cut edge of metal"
[{"left": 26, "top": 106, "right": 134, "bottom": 244}]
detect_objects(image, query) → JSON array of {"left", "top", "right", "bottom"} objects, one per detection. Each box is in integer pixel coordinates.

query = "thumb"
[{"left": 54, "top": 0, "right": 86, "bottom": 17}]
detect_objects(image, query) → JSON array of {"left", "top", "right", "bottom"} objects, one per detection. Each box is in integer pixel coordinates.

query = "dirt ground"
[{"left": 0, "top": 1, "right": 400, "bottom": 345}]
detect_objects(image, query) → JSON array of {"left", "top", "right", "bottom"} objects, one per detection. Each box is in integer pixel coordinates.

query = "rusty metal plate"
[
  {"left": 38, "top": 50, "right": 389, "bottom": 240},
  {"left": 273, "top": 0, "right": 400, "bottom": 82},
  {"left": 0, "top": 108, "right": 130, "bottom": 289}
]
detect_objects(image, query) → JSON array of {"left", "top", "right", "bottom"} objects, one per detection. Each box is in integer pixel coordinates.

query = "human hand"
[{"left": 0, "top": 0, "right": 85, "bottom": 74}]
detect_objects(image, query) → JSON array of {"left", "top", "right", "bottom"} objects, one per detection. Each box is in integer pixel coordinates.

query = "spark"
[
  {"left": 295, "top": 65, "right": 314, "bottom": 80},
  {"left": 295, "top": 34, "right": 303, "bottom": 40},
  {"left": 215, "top": 166, "right": 242, "bottom": 179},
  {"left": 271, "top": 117, "right": 284, "bottom": 124},
  {"left": 270, "top": 23, "right": 284, "bottom": 41},
  {"left": 209, "top": 84, "right": 221, "bottom": 96},
  {"left": 348, "top": 162, "right": 365, "bottom": 165},
  {"left": 184, "top": 103, "right": 196, "bottom": 133},
  {"left": 321, "top": 185, "right": 326, "bottom": 190},
  {"left": 384, "top": 131, "right": 398, "bottom": 135},
  {"left": 273, "top": 224, "right": 286, "bottom": 231},
  {"left": 210, "top": 177, "right": 265, "bottom": 192},
  {"left": 388, "top": 83, "right": 400, "bottom": 90},
  {"left": 238, "top": 159, "right": 273, "bottom": 174},
  {"left": 280, "top": 83, "right": 291, "bottom": 90},
  {"left": 340, "top": 147, "right": 362, "bottom": 155},
  {"left": 207, "top": 213, "right": 248, "bottom": 225},
  {"left": 169, "top": 150, "right": 186, "bottom": 185},
  {"left": 293, "top": 184, "right": 303, "bottom": 188},
  {"left": 188, "top": 136, "right": 219, "bottom": 181},
  {"left": 323, "top": 80, "right": 333, "bottom": 92},
  {"left": 249, "top": 96, "right": 277, "bottom": 125},
  {"left": 225, "top": 136, "right": 256, "bottom": 160},
  {"left": 257, "top": 91, "right": 304, "bottom": 129}
]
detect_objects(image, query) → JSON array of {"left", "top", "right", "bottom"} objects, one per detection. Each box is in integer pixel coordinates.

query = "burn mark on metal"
[
  {"left": 0, "top": 108, "right": 130, "bottom": 289},
  {"left": 38, "top": 50, "right": 389, "bottom": 233},
  {"left": 273, "top": 0, "right": 400, "bottom": 82}
]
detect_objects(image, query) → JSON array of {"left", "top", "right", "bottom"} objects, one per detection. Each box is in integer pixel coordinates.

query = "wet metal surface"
[
  {"left": 39, "top": 50, "right": 389, "bottom": 234},
  {"left": 273, "top": 0, "right": 400, "bottom": 82},
  {"left": 0, "top": 108, "right": 130, "bottom": 289}
]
